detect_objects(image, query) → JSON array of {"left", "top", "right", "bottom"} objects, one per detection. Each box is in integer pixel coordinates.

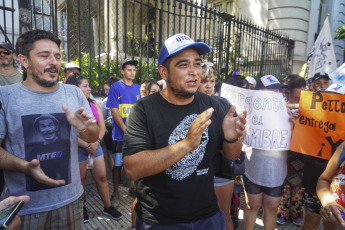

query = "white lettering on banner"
[{"left": 221, "top": 83, "right": 291, "bottom": 151}]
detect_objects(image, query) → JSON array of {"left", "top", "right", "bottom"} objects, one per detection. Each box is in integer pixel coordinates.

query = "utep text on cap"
[
  {"left": 256, "top": 75, "right": 286, "bottom": 90},
  {"left": 158, "top": 33, "right": 211, "bottom": 65},
  {"left": 0, "top": 42, "right": 14, "bottom": 51},
  {"left": 64, "top": 62, "right": 81, "bottom": 71},
  {"left": 121, "top": 59, "right": 138, "bottom": 69}
]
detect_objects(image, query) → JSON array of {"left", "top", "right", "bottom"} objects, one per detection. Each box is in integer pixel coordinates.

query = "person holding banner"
[
  {"left": 316, "top": 143, "right": 345, "bottom": 228},
  {"left": 242, "top": 75, "right": 291, "bottom": 230},
  {"left": 276, "top": 75, "right": 306, "bottom": 226},
  {"left": 299, "top": 72, "right": 335, "bottom": 230}
]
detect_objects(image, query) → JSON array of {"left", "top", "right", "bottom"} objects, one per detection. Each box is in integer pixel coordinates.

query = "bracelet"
[
  {"left": 97, "top": 138, "right": 101, "bottom": 144},
  {"left": 224, "top": 138, "right": 239, "bottom": 144}
]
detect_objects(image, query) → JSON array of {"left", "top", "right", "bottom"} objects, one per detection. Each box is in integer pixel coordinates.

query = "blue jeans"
[{"left": 78, "top": 145, "right": 103, "bottom": 163}]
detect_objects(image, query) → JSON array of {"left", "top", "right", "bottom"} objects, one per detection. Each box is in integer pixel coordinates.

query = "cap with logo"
[
  {"left": 121, "top": 59, "right": 138, "bottom": 69},
  {"left": 325, "top": 84, "right": 345, "bottom": 95},
  {"left": 64, "top": 62, "right": 81, "bottom": 71},
  {"left": 158, "top": 33, "right": 211, "bottom": 65},
  {"left": 0, "top": 42, "right": 14, "bottom": 52},
  {"left": 312, "top": 72, "right": 330, "bottom": 81},
  {"left": 256, "top": 75, "right": 287, "bottom": 90}
]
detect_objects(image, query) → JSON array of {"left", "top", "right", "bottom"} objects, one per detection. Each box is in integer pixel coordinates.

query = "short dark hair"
[
  {"left": 15, "top": 30, "right": 61, "bottom": 58},
  {"left": 224, "top": 75, "right": 249, "bottom": 89},
  {"left": 162, "top": 56, "right": 173, "bottom": 72},
  {"left": 65, "top": 73, "right": 86, "bottom": 86},
  {"left": 284, "top": 74, "right": 306, "bottom": 91}
]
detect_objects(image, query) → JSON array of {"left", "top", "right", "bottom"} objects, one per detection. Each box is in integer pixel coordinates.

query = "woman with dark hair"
[
  {"left": 146, "top": 79, "right": 161, "bottom": 95},
  {"left": 284, "top": 74, "right": 306, "bottom": 106},
  {"left": 66, "top": 73, "right": 122, "bottom": 222},
  {"left": 276, "top": 75, "right": 306, "bottom": 226}
]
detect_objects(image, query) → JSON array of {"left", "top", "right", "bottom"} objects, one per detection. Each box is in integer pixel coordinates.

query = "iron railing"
[{"left": 0, "top": 0, "right": 295, "bottom": 94}]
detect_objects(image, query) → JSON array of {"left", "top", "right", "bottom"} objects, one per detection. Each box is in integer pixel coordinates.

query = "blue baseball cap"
[{"left": 158, "top": 33, "right": 211, "bottom": 65}]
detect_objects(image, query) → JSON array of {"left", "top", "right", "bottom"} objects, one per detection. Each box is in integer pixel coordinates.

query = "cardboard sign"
[
  {"left": 221, "top": 84, "right": 291, "bottom": 151},
  {"left": 290, "top": 91, "right": 345, "bottom": 160}
]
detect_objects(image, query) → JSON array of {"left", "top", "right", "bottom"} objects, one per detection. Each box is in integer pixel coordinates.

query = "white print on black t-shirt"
[
  {"left": 166, "top": 114, "right": 209, "bottom": 180},
  {"left": 22, "top": 113, "right": 71, "bottom": 191}
]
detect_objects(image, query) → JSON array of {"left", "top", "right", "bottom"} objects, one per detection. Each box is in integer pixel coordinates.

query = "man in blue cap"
[{"left": 122, "top": 33, "right": 247, "bottom": 229}]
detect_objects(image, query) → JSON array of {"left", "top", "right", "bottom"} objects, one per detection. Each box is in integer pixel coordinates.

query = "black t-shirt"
[
  {"left": 302, "top": 155, "right": 328, "bottom": 194},
  {"left": 123, "top": 92, "right": 226, "bottom": 225}
]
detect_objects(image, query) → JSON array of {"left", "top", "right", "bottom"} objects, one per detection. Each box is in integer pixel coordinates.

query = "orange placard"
[{"left": 290, "top": 91, "right": 345, "bottom": 160}]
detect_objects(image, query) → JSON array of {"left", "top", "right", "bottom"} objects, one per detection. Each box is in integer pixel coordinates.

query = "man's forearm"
[
  {"left": 111, "top": 108, "right": 126, "bottom": 132},
  {"left": 0, "top": 146, "right": 28, "bottom": 173},
  {"left": 222, "top": 140, "right": 242, "bottom": 160},
  {"left": 124, "top": 139, "right": 193, "bottom": 181}
]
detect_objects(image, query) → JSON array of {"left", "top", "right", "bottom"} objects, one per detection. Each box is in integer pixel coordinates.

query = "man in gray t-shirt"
[{"left": 0, "top": 30, "right": 99, "bottom": 229}]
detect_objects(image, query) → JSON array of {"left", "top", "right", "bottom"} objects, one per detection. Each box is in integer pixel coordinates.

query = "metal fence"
[{"left": 0, "top": 0, "right": 294, "bottom": 94}]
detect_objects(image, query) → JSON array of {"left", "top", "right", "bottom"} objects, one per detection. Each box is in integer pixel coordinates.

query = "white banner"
[
  {"left": 221, "top": 84, "right": 291, "bottom": 151},
  {"left": 330, "top": 62, "right": 345, "bottom": 85},
  {"left": 306, "top": 16, "right": 337, "bottom": 79}
]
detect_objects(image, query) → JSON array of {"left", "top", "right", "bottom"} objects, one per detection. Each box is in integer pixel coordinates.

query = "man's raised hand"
[
  {"left": 223, "top": 105, "right": 247, "bottom": 142},
  {"left": 62, "top": 104, "right": 96, "bottom": 132},
  {"left": 185, "top": 108, "right": 214, "bottom": 151}
]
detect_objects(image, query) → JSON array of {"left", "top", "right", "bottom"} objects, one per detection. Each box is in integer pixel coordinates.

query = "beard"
[
  {"left": 28, "top": 63, "right": 59, "bottom": 88},
  {"left": 0, "top": 58, "right": 13, "bottom": 66},
  {"left": 32, "top": 73, "right": 59, "bottom": 87},
  {"left": 167, "top": 75, "right": 195, "bottom": 99}
]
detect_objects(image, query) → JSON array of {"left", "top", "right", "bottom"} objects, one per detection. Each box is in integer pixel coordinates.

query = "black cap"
[
  {"left": 121, "top": 59, "right": 138, "bottom": 69},
  {"left": 312, "top": 72, "right": 330, "bottom": 81},
  {"left": 0, "top": 42, "right": 14, "bottom": 51}
]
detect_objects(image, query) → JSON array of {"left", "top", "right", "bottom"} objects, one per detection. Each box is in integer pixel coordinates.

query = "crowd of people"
[{"left": 0, "top": 29, "right": 344, "bottom": 230}]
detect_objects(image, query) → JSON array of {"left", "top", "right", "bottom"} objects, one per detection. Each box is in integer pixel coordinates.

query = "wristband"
[
  {"left": 224, "top": 138, "right": 239, "bottom": 144},
  {"left": 97, "top": 138, "right": 101, "bottom": 144}
]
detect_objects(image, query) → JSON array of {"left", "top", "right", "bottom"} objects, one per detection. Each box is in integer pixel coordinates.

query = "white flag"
[{"left": 305, "top": 16, "right": 337, "bottom": 79}]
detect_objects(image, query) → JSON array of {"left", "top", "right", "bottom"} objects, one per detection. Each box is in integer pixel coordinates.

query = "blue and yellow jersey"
[{"left": 106, "top": 80, "right": 141, "bottom": 141}]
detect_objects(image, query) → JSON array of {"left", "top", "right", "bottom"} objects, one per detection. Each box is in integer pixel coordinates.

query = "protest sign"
[
  {"left": 221, "top": 84, "right": 291, "bottom": 151},
  {"left": 290, "top": 91, "right": 345, "bottom": 160}
]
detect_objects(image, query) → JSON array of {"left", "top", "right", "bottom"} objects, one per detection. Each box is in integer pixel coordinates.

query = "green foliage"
[
  {"left": 335, "top": 24, "right": 345, "bottom": 40},
  {"left": 60, "top": 53, "right": 158, "bottom": 95},
  {"left": 134, "top": 60, "right": 158, "bottom": 83},
  {"left": 335, "top": 23, "right": 345, "bottom": 51}
]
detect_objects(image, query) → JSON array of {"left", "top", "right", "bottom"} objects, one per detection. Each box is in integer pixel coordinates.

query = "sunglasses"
[{"left": 0, "top": 51, "right": 12, "bottom": 55}]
